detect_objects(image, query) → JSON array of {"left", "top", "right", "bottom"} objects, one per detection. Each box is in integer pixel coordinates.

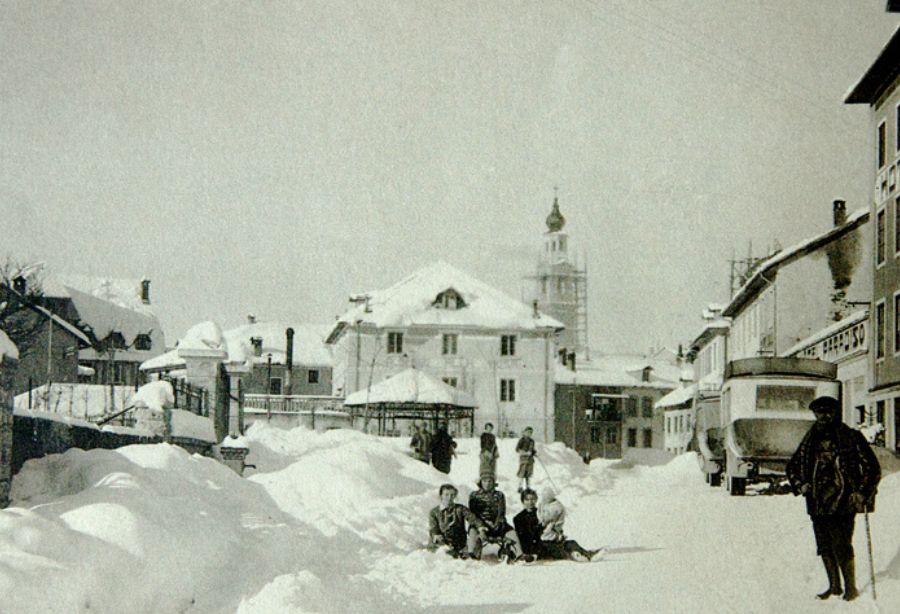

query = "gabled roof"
[
  {"left": 43, "top": 275, "right": 154, "bottom": 315},
  {"left": 65, "top": 286, "right": 163, "bottom": 349},
  {"left": 723, "top": 207, "right": 869, "bottom": 317},
  {"left": 327, "top": 261, "right": 563, "bottom": 343},
  {"left": 845, "top": 25, "right": 900, "bottom": 105},
  {"left": 343, "top": 368, "right": 476, "bottom": 407}
]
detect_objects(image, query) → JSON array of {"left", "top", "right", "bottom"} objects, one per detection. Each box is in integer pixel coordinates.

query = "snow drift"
[{"left": 2, "top": 423, "right": 900, "bottom": 612}]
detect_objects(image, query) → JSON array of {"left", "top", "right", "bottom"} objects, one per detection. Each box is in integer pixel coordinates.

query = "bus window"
[{"left": 756, "top": 385, "right": 816, "bottom": 412}]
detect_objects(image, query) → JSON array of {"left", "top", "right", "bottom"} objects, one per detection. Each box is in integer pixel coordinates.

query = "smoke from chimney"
[{"left": 825, "top": 200, "right": 860, "bottom": 322}]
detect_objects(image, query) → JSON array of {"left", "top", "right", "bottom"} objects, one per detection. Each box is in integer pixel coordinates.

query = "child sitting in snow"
[
  {"left": 513, "top": 488, "right": 603, "bottom": 562},
  {"left": 428, "top": 484, "right": 486, "bottom": 559},
  {"left": 468, "top": 473, "right": 536, "bottom": 563}
]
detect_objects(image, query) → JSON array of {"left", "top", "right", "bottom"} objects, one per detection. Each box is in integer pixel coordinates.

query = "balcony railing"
[{"left": 243, "top": 394, "right": 346, "bottom": 414}]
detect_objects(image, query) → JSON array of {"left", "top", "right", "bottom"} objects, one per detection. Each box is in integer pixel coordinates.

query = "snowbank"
[
  {"left": 131, "top": 380, "right": 173, "bottom": 411},
  {"left": 5, "top": 423, "right": 900, "bottom": 613}
]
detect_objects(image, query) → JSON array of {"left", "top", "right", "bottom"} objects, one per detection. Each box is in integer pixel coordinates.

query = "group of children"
[{"left": 427, "top": 423, "right": 603, "bottom": 564}]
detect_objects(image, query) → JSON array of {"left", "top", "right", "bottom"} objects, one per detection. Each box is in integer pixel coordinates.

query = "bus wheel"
[{"left": 729, "top": 477, "right": 746, "bottom": 496}]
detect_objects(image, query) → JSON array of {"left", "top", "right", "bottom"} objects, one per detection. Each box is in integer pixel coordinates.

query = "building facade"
[
  {"left": 723, "top": 201, "right": 870, "bottom": 363},
  {"left": 327, "top": 261, "right": 562, "bottom": 441},
  {"left": 554, "top": 355, "right": 680, "bottom": 459},
  {"left": 786, "top": 310, "right": 869, "bottom": 432},
  {"left": 846, "top": 16, "right": 900, "bottom": 451}
]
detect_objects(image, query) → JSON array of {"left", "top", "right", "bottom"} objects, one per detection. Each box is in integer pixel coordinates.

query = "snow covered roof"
[
  {"left": 64, "top": 285, "right": 163, "bottom": 348},
  {"left": 783, "top": 309, "right": 869, "bottom": 357},
  {"left": 327, "top": 261, "right": 564, "bottom": 343},
  {"left": 844, "top": 25, "right": 900, "bottom": 105},
  {"left": 723, "top": 207, "right": 869, "bottom": 318},
  {"left": 344, "top": 368, "right": 477, "bottom": 407},
  {"left": 555, "top": 354, "right": 682, "bottom": 390},
  {"left": 656, "top": 383, "right": 696, "bottom": 409},
  {"left": 43, "top": 275, "right": 154, "bottom": 315},
  {"left": 0, "top": 329, "right": 18, "bottom": 361},
  {"left": 690, "top": 317, "right": 730, "bottom": 350},
  {"left": 223, "top": 322, "right": 332, "bottom": 367},
  {"left": 140, "top": 320, "right": 333, "bottom": 372}
]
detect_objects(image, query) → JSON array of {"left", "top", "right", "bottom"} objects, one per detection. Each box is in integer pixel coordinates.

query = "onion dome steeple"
[{"left": 545, "top": 189, "right": 566, "bottom": 232}]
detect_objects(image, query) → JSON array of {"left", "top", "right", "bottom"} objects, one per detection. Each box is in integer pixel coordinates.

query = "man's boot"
[
  {"left": 817, "top": 555, "right": 842, "bottom": 600},
  {"left": 840, "top": 557, "right": 859, "bottom": 601}
]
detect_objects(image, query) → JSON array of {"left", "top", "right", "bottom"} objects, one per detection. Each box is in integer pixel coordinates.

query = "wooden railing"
[{"left": 242, "top": 394, "right": 346, "bottom": 414}]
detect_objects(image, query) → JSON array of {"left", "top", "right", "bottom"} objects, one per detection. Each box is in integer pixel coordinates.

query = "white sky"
[{"left": 2, "top": 1, "right": 898, "bottom": 353}]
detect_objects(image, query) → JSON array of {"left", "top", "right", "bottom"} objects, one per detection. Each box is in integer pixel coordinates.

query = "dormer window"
[
  {"left": 642, "top": 366, "right": 652, "bottom": 382},
  {"left": 433, "top": 288, "right": 466, "bottom": 310},
  {"left": 134, "top": 333, "right": 152, "bottom": 351},
  {"left": 105, "top": 332, "right": 126, "bottom": 350}
]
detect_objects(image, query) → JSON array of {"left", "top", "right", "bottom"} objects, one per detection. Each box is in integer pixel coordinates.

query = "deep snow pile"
[{"left": 2, "top": 423, "right": 900, "bottom": 613}]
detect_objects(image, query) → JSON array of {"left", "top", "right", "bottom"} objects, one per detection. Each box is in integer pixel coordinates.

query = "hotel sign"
[{"left": 797, "top": 320, "right": 867, "bottom": 362}]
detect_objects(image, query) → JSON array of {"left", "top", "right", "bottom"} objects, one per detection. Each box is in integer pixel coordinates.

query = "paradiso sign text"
[{"left": 797, "top": 320, "right": 867, "bottom": 362}]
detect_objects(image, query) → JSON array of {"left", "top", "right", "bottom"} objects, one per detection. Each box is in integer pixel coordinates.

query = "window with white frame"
[
  {"left": 878, "top": 121, "right": 887, "bottom": 169},
  {"left": 876, "top": 300, "right": 886, "bottom": 359},
  {"left": 895, "top": 293, "right": 900, "bottom": 355},
  {"left": 442, "top": 333, "right": 458, "bottom": 355},
  {"left": 308, "top": 369, "right": 320, "bottom": 384},
  {"left": 877, "top": 208, "right": 886, "bottom": 266},
  {"left": 500, "top": 334, "right": 516, "bottom": 356},
  {"left": 896, "top": 198, "right": 900, "bottom": 256},
  {"left": 387, "top": 331, "right": 403, "bottom": 354},
  {"left": 500, "top": 378, "right": 516, "bottom": 402}
]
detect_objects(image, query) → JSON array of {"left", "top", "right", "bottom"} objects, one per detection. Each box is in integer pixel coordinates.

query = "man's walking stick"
[{"left": 864, "top": 510, "right": 877, "bottom": 600}]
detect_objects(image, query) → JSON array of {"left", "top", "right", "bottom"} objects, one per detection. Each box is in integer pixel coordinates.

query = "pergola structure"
[{"left": 343, "top": 368, "right": 477, "bottom": 436}]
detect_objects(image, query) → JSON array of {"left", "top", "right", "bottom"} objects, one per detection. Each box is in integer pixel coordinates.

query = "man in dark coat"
[
  {"left": 428, "top": 484, "right": 486, "bottom": 558},
  {"left": 786, "top": 395, "right": 881, "bottom": 601},
  {"left": 430, "top": 422, "right": 457, "bottom": 474}
]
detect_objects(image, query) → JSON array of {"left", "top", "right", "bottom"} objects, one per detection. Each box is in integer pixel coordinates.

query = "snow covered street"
[{"left": 2, "top": 425, "right": 900, "bottom": 613}]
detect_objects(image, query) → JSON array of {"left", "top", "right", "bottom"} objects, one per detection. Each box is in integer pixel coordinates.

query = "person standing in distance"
[
  {"left": 430, "top": 422, "right": 457, "bottom": 475},
  {"left": 786, "top": 395, "right": 880, "bottom": 601},
  {"left": 479, "top": 422, "right": 499, "bottom": 480}
]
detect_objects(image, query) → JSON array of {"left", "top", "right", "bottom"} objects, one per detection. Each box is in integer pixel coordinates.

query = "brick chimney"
[
  {"left": 833, "top": 200, "right": 847, "bottom": 226},
  {"left": 284, "top": 327, "right": 294, "bottom": 396}
]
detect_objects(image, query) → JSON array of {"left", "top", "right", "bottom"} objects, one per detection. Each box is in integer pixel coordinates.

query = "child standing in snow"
[
  {"left": 428, "top": 484, "right": 486, "bottom": 559},
  {"left": 479, "top": 422, "right": 499, "bottom": 480},
  {"left": 515, "top": 427, "right": 536, "bottom": 492}
]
